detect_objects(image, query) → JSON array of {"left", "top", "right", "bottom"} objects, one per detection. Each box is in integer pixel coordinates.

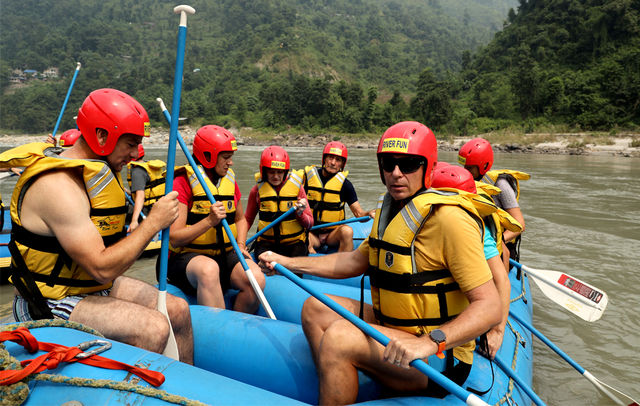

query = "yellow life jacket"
[
  {"left": 255, "top": 169, "right": 307, "bottom": 245},
  {"left": 367, "top": 189, "right": 497, "bottom": 362},
  {"left": 482, "top": 169, "right": 530, "bottom": 201},
  {"left": 304, "top": 165, "right": 348, "bottom": 227},
  {"left": 171, "top": 165, "right": 237, "bottom": 256},
  {"left": 0, "top": 143, "right": 126, "bottom": 308},
  {"left": 126, "top": 160, "right": 166, "bottom": 211},
  {"left": 475, "top": 181, "right": 523, "bottom": 256}
]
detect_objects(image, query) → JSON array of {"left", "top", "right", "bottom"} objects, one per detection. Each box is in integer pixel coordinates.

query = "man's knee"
[
  {"left": 140, "top": 312, "right": 171, "bottom": 353},
  {"left": 167, "top": 295, "right": 190, "bottom": 324},
  {"left": 339, "top": 225, "right": 353, "bottom": 240},
  {"left": 302, "top": 296, "right": 329, "bottom": 329}
]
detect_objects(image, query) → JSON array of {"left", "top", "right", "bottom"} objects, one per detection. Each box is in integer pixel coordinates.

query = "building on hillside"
[{"left": 43, "top": 67, "right": 58, "bottom": 78}]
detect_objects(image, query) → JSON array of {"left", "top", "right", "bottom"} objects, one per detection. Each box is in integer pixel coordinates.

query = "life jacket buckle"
[{"left": 75, "top": 339, "right": 112, "bottom": 359}]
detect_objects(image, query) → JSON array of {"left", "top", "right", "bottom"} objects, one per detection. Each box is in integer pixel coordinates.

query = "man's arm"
[
  {"left": 503, "top": 207, "right": 524, "bottom": 242},
  {"left": 129, "top": 190, "right": 145, "bottom": 231},
  {"left": 24, "top": 170, "right": 177, "bottom": 284},
  {"left": 259, "top": 247, "right": 368, "bottom": 279},
  {"left": 485, "top": 255, "right": 510, "bottom": 358},
  {"left": 348, "top": 201, "right": 376, "bottom": 218},
  {"left": 234, "top": 200, "right": 249, "bottom": 251}
]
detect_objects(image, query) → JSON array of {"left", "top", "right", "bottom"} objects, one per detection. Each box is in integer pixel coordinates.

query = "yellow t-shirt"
[{"left": 359, "top": 203, "right": 492, "bottom": 364}]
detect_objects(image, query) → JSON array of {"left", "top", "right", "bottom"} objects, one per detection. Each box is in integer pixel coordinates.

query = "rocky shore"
[{"left": 1, "top": 126, "right": 639, "bottom": 157}]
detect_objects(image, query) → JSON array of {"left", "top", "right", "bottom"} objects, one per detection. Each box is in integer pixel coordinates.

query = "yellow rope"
[{"left": 1, "top": 319, "right": 206, "bottom": 406}]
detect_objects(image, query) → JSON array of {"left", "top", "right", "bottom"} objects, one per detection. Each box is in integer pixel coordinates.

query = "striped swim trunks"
[{"left": 12, "top": 289, "right": 111, "bottom": 321}]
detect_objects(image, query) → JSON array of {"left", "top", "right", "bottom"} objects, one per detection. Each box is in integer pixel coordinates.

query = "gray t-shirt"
[
  {"left": 493, "top": 177, "right": 519, "bottom": 210},
  {"left": 130, "top": 166, "right": 150, "bottom": 193}
]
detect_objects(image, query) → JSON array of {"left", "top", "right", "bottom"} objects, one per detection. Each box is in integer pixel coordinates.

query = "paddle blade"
[{"left": 523, "top": 264, "right": 608, "bottom": 322}]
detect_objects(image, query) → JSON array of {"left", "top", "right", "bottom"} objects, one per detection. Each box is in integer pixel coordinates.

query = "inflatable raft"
[{"left": 1, "top": 217, "right": 536, "bottom": 405}]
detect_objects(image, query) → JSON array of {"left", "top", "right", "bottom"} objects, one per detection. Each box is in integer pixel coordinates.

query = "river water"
[{"left": 1, "top": 145, "right": 638, "bottom": 405}]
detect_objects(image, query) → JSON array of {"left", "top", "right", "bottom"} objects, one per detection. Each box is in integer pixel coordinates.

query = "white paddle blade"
[
  {"left": 524, "top": 265, "right": 608, "bottom": 322},
  {"left": 157, "top": 290, "right": 180, "bottom": 359}
]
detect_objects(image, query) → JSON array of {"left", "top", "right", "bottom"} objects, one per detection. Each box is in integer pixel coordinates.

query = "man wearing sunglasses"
[
  {"left": 303, "top": 141, "right": 374, "bottom": 253},
  {"left": 260, "top": 121, "right": 501, "bottom": 404}
]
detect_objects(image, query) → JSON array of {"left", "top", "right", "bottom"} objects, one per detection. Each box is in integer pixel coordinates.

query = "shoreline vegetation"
[{"left": 1, "top": 126, "right": 639, "bottom": 157}]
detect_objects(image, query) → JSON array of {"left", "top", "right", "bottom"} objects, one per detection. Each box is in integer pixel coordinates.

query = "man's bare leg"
[
  {"left": 186, "top": 255, "right": 225, "bottom": 308},
  {"left": 71, "top": 276, "right": 194, "bottom": 364},
  {"left": 230, "top": 259, "right": 265, "bottom": 314},
  {"left": 326, "top": 225, "right": 354, "bottom": 252}
]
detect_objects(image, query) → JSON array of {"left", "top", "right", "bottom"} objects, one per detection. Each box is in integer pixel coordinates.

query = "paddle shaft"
[
  {"left": 156, "top": 5, "right": 195, "bottom": 360},
  {"left": 272, "top": 262, "right": 488, "bottom": 406},
  {"left": 157, "top": 99, "right": 276, "bottom": 320},
  {"left": 493, "top": 354, "right": 546, "bottom": 406},
  {"left": 509, "top": 311, "right": 635, "bottom": 406},
  {"left": 310, "top": 216, "right": 370, "bottom": 231},
  {"left": 246, "top": 206, "right": 296, "bottom": 245},
  {"left": 51, "top": 62, "right": 81, "bottom": 138}
]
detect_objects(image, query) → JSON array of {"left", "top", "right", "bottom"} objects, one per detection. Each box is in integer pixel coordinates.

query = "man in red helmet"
[
  {"left": 245, "top": 145, "right": 314, "bottom": 258},
  {"left": 303, "top": 141, "right": 374, "bottom": 253},
  {"left": 0, "top": 88, "right": 193, "bottom": 363},
  {"left": 126, "top": 143, "right": 167, "bottom": 232},
  {"left": 431, "top": 163, "right": 522, "bottom": 359},
  {"left": 458, "top": 138, "right": 529, "bottom": 263},
  {"left": 260, "top": 121, "right": 501, "bottom": 403},
  {"left": 162, "top": 125, "right": 265, "bottom": 314}
]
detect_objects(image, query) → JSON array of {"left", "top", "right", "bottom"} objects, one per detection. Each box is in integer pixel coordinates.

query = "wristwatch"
[{"left": 429, "top": 329, "right": 446, "bottom": 359}]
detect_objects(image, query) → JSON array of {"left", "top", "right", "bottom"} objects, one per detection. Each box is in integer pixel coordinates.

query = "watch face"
[{"left": 430, "top": 329, "right": 446, "bottom": 343}]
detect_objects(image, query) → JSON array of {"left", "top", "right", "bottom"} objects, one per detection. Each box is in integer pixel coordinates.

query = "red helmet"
[
  {"left": 260, "top": 146, "right": 290, "bottom": 178},
  {"left": 76, "top": 88, "right": 150, "bottom": 156},
  {"left": 137, "top": 144, "right": 145, "bottom": 160},
  {"left": 322, "top": 141, "right": 348, "bottom": 169},
  {"left": 458, "top": 138, "right": 493, "bottom": 176},
  {"left": 431, "top": 164, "right": 477, "bottom": 193},
  {"left": 376, "top": 121, "right": 438, "bottom": 189},
  {"left": 59, "top": 129, "right": 81, "bottom": 148},
  {"left": 193, "top": 125, "right": 237, "bottom": 169}
]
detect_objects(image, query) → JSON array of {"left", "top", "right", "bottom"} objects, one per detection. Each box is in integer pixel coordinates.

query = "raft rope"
[
  {"left": 492, "top": 271, "right": 530, "bottom": 406},
  {"left": 0, "top": 319, "right": 206, "bottom": 406}
]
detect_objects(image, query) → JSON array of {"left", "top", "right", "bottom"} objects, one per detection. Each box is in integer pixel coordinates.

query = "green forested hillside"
[
  {"left": 0, "top": 0, "right": 515, "bottom": 133},
  {"left": 3, "top": 0, "right": 637, "bottom": 135},
  {"left": 460, "top": 0, "right": 640, "bottom": 130}
]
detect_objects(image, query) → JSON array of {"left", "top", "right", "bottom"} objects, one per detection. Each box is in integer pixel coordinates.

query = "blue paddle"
[
  {"left": 509, "top": 311, "right": 638, "bottom": 406},
  {"left": 156, "top": 4, "right": 195, "bottom": 360},
  {"left": 246, "top": 206, "right": 296, "bottom": 245},
  {"left": 156, "top": 98, "right": 276, "bottom": 320},
  {"left": 51, "top": 62, "right": 81, "bottom": 138},
  {"left": 310, "top": 216, "right": 371, "bottom": 231},
  {"left": 271, "top": 262, "right": 490, "bottom": 406}
]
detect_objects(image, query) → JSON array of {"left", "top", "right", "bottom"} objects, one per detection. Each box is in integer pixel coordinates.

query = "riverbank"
[{"left": 2, "top": 126, "right": 639, "bottom": 157}]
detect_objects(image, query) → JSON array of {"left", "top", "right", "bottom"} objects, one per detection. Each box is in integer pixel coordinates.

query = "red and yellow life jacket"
[
  {"left": 171, "top": 165, "right": 237, "bottom": 257},
  {"left": 304, "top": 165, "right": 348, "bottom": 227},
  {"left": 367, "top": 189, "right": 497, "bottom": 363},
  {"left": 0, "top": 143, "right": 126, "bottom": 305},
  {"left": 255, "top": 169, "right": 307, "bottom": 245},
  {"left": 126, "top": 159, "right": 166, "bottom": 211}
]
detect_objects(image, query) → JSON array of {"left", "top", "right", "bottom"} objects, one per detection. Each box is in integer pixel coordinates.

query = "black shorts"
[
  {"left": 423, "top": 359, "right": 472, "bottom": 398},
  {"left": 156, "top": 250, "right": 250, "bottom": 297},
  {"left": 253, "top": 240, "right": 309, "bottom": 258}
]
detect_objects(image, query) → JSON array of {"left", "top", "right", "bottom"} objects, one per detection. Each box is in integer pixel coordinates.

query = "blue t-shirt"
[{"left": 483, "top": 225, "right": 500, "bottom": 260}]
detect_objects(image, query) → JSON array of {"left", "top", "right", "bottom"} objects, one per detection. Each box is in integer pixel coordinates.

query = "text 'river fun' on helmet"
[
  {"left": 193, "top": 125, "right": 238, "bottom": 169},
  {"left": 76, "top": 88, "right": 150, "bottom": 156},
  {"left": 260, "top": 146, "right": 290, "bottom": 178},
  {"left": 59, "top": 129, "right": 81, "bottom": 148},
  {"left": 458, "top": 138, "right": 494, "bottom": 176},
  {"left": 431, "top": 163, "right": 477, "bottom": 194},
  {"left": 322, "top": 141, "right": 348, "bottom": 169},
  {"left": 376, "top": 121, "right": 438, "bottom": 189}
]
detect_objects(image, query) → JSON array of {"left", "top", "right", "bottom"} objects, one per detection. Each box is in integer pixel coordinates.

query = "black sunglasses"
[{"left": 380, "top": 156, "right": 425, "bottom": 174}]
